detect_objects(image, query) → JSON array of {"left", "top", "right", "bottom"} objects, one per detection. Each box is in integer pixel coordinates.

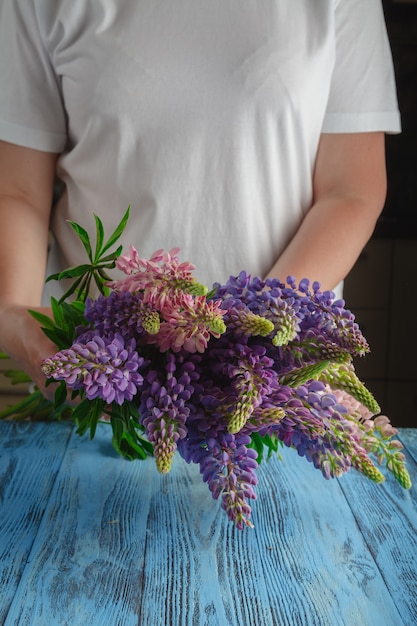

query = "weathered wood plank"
[
  {"left": 0, "top": 422, "right": 73, "bottom": 624},
  {"left": 3, "top": 424, "right": 409, "bottom": 626},
  {"left": 3, "top": 425, "right": 156, "bottom": 626},
  {"left": 400, "top": 427, "right": 417, "bottom": 464},
  {"left": 337, "top": 428, "right": 417, "bottom": 626}
]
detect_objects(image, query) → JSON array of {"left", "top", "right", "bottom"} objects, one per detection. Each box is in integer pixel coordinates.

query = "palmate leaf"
[{"left": 45, "top": 207, "right": 130, "bottom": 303}]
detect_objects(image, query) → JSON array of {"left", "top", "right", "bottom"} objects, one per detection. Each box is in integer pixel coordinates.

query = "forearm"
[
  {"left": 266, "top": 193, "right": 382, "bottom": 290},
  {"left": 0, "top": 195, "right": 50, "bottom": 308},
  {"left": 267, "top": 132, "right": 387, "bottom": 291},
  {"left": 0, "top": 141, "right": 57, "bottom": 308},
  {"left": 0, "top": 142, "right": 58, "bottom": 390}
]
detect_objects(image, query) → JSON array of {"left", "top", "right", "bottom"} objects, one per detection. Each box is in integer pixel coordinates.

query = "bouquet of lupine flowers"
[{"left": 1, "top": 209, "right": 411, "bottom": 529}]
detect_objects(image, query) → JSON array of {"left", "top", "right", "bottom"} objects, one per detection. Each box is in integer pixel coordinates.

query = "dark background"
[
  {"left": 344, "top": 1, "right": 417, "bottom": 428},
  {"left": 379, "top": 0, "right": 417, "bottom": 236}
]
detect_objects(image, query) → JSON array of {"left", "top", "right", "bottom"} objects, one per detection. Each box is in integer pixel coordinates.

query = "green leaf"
[
  {"left": 68, "top": 221, "right": 93, "bottom": 261},
  {"left": 249, "top": 432, "right": 283, "bottom": 464},
  {"left": 93, "top": 213, "right": 105, "bottom": 263},
  {"left": 2, "top": 369, "right": 32, "bottom": 384},
  {"left": 28, "top": 309, "right": 57, "bottom": 330},
  {"left": 96, "top": 248, "right": 123, "bottom": 264},
  {"left": 109, "top": 403, "right": 153, "bottom": 460},
  {"left": 0, "top": 389, "right": 45, "bottom": 420},
  {"left": 112, "top": 430, "right": 148, "bottom": 460},
  {"left": 74, "top": 398, "right": 95, "bottom": 436},
  {"left": 54, "top": 381, "right": 69, "bottom": 408},
  {"left": 100, "top": 206, "right": 130, "bottom": 256},
  {"left": 40, "top": 327, "right": 71, "bottom": 350},
  {"left": 206, "top": 287, "right": 218, "bottom": 300},
  {"left": 71, "top": 300, "right": 87, "bottom": 315},
  {"left": 110, "top": 414, "right": 124, "bottom": 443},
  {"left": 50, "top": 296, "right": 66, "bottom": 328},
  {"left": 45, "top": 264, "right": 94, "bottom": 283},
  {"left": 133, "top": 431, "right": 154, "bottom": 456},
  {"left": 60, "top": 301, "right": 86, "bottom": 330},
  {"left": 249, "top": 432, "right": 266, "bottom": 463},
  {"left": 79, "top": 272, "right": 93, "bottom": 301},
  {"left": 125, "top": 401, "right": 141, "bottom": 421},
  {"left": 56, "top": 275, "right": 86, "bottom": 303},
  {"left": 89, "top": 399, "right": 106, "bottom": 439},
  {"left": 93, "top": 271, "right": 110, "bottom": 296}
]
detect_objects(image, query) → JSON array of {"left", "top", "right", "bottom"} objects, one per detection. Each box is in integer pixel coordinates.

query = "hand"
[{"left": 0, "top": 305, "right": 58, "bottom": 401}]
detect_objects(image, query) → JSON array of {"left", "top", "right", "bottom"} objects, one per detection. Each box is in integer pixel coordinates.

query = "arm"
[
  {"left": 266, "top": 132, "right": 387, "bottom": 291},
  {"left": 0, "top": 140, "right": 59, "bottom": 393}
]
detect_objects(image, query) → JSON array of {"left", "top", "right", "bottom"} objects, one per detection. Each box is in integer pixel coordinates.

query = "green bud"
[
  {"left": 143, "top": 311, "right": 161, "bottom": 335},
  {"left": 281, "top": 360, "right": 330, "bottom": 387}
]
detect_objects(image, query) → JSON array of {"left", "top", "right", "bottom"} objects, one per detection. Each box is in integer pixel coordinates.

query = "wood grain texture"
[
  {"left": 0, "top": 422, "right": 73, "bottom": 624},
  {"left": 337, "top": 427, "right": 417, "bottom": 626},
  {"left": 1, "top": 423, "right": 416, "bottom": 626}
]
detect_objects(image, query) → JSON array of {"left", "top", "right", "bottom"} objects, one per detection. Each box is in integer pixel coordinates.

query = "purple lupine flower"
[
  {"left": 84, "top": 291, "right": 160, "bottom": 340},
  {"left": 212, "top": 273, "right": 368, "bottom": 360},
  {"left": 192, "top": 337, "right": 281, "bottom": 435},
  {"left": 178, "top": 429, "right": 258, "bottom": 529},
  {"left": 138, "top": 353, "right": 200, "bottom": 473},
  {"left": 41, "top": 334, "right": 145, "bottom": 405}
]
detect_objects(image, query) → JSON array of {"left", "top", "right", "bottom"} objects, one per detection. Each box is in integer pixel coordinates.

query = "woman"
[{"left": 0, "top": 0, "right": 400, "bottom": 394}]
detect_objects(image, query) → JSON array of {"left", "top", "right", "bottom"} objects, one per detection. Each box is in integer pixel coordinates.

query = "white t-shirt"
[{"left": 0, "top": 0, "right": 400, "bottom": 297}]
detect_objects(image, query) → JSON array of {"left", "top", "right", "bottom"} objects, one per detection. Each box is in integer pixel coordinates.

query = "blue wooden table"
[{"left": 1, "top": 422, "right": 416, "bottom": 626}]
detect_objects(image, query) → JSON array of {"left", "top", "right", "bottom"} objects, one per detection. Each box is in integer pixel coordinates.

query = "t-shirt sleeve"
[
  {"left": 323, "top": 0, "right": 401, "bottom": 134},
  {"left": 0, "top": 1, "right": 67, "bottom": 152}
]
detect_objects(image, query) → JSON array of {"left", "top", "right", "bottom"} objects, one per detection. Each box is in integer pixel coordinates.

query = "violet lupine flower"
[
  {"left": 213, "top": 273, "right": 368, "bottom": 360},
  {"left": 279, "top": 382, "right": 383, "bottom": 482},
  {"left": 41, "top": 334, "right": 145, "bottom": 405},
  {"left": 138, "top": 353, "right": 200, "bottom": 473},
  {"left": 289, "top": 279, "right": 369, "bottom": 358},
  {"left": 108, "top": 246, "right": 208, "bottom": 307},
  {"left": 195, "top": 339, "right": 281, "bottom": 435},
  {"left": 178, "top": 429, "right": 258, "bottom": 529},
  {"left": 309, "top": 416, "right": 385, "bottom": 483},
  {"left": 84, "top": 291, "right": 160, "bottom": 339}
]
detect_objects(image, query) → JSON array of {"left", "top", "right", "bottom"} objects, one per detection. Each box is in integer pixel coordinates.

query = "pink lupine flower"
[
  {"left": 330, "top": 387, "right": 374, "bottom": 427},
  {"left": 373, "top": 414, "right": 399, "bottom": 438},
  {"left": 149, "top": 293, "right": 227, "bottom": 353},
  {"left": 108, "top": 247, "right": 206, "bottom": 307}
]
